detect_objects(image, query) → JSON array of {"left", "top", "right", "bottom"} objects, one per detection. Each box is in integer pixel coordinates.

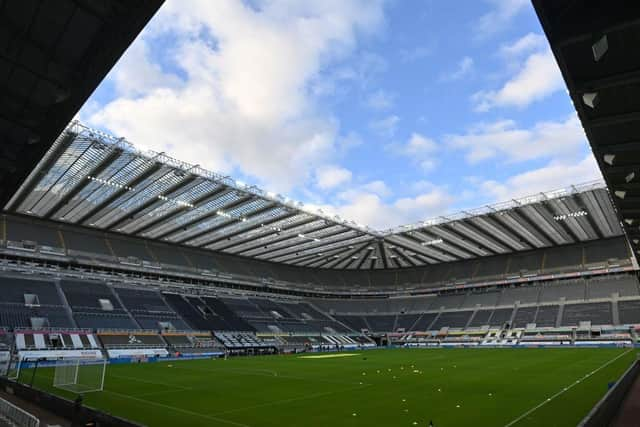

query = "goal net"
[
  {"left": 53, "top": 359, "right": 106, "bottom": 393},
  {"left": 1, "top": 355, "right": 22, "bottom": 381}
]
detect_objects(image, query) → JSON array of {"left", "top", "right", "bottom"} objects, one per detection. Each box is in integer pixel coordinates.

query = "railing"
[
  {"left": 578, "top": 357, "right": 639, "bottom": 427},
  {"left": 0, "top": 397, "right": 39, "bottom": 427}
]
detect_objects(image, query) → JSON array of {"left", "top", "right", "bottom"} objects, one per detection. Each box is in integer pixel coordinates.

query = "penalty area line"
[{"left": 503, "top": 349, "right": 633, "bottom": 427}]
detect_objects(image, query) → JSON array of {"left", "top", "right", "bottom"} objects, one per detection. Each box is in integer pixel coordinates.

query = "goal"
[
  {"left": 1, "top": 355, "right": 22, "bottom": 381},
  {"left": 53, "top": 359, "right": 106, "bottom": 393}
]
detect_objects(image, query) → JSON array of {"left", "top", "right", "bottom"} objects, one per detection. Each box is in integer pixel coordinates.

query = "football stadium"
[{"left": 1, "top": 1, "right": 640, "bottom": 426}]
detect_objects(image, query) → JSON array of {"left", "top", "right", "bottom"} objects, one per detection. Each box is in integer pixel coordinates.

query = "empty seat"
[
  {"left": 468, "top": 309, "right": 493, "bottom": 327},
  {"left": 562, "top": 303, "right": 612, "bottom": 326},
  {"left": 512, "top": 306, "right": 537, "bottom": 328},
  {"left": 430, "top": 311, "right": 473, "bottom": 329},
  {"left": 489, "top": 308, "right": 513, "bottom": 326},
  {"left": 618, "top": 300, "right": 640, "bottom": 325},
  {"left": 534, "top": 305, "right": 559, "bottom": 327}
]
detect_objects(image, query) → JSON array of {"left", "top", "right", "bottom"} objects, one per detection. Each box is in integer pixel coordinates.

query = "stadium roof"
[
  {"left": 4, "top": 121, "right": 625, "bottom": 270},
  {"left": 0, "top": 0, "right": 163, "bottom": 208},
  {"left": 533, "top": 0, "right": 640, "bottom": 262}
]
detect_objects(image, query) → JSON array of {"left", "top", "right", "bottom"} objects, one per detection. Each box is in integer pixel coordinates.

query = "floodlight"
[{"left": 592, "top": 35, "right": 608, "bottom": 61}]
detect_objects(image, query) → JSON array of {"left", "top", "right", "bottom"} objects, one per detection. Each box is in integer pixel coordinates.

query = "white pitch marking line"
[
  {"left": 104, "top": 389, "right": 251, "bottom": 427},
  {"left": 503, "top": 349, "right": 633, "bottom": 427},
  {"left": 173, "top": 365, "right": 366, "bottom": 386},
  {"left": 210, "top": 383, "right": 372, "bottom": 417},
  {"left": 110, "top": 373, "right": 193, "bottom": 390}
]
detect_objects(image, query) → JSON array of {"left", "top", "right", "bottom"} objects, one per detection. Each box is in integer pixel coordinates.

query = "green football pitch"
[{"left": 21, "top": 348, "right": 638, "bottom": 427}]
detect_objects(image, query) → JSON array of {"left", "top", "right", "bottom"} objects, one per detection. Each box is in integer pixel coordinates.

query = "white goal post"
[
  {"left": 53, "top": 359, "right": 106, "bottom": 393},
  {"left": 1, "top": 355, "right": 22, "bottom": 381}
]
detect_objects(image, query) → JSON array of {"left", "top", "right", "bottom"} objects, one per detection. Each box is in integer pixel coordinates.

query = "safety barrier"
[
  {"left": 0, "top": 396, "right": 39, "bottom": 427},
  {"left": 577, "top": 358, "right": 639, "bottom": 427}
]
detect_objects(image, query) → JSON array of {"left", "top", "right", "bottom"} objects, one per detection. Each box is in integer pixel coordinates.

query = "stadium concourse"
[{"left": 1, "top": 0, "right": 640, "bottom": 426}]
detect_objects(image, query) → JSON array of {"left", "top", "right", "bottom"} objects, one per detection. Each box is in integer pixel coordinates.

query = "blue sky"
[{"left": 79, "top": 0, "right": 601, "bottom": 230}]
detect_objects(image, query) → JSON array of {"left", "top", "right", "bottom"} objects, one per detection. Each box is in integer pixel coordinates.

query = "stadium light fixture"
[
  {"left": 553, "top": 211, "right": 588, "bottom": 221},
  {"left": 582, "top": 92, "right": 599, "bottom": 108},
  {"left": 420, "top": 238, "right": 443, "bottom": 246},
  {"left": 592, "top": 34, "right": 608, "bottom": 61},
  {"left": 614, "top": 191, "right": 626, "bottom": 199},
  {"left": 626, "top": 172, "right": 635, "bottom": 183}
]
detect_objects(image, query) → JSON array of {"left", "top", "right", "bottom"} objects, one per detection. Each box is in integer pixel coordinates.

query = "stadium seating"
[
  {"left": 214, "top": 332, "right": 269, "bottom": 349},
  {"left": 533, "top": 305, "right": 559, "bottom": 327},
  {"left": 431, "top": 311, "right": 474, "bottom": 330},
  {"left": 364, "top": 315, "right": 397, "bottom": 332},
  {"left": 411, "top": 313, "right": 439, "bottom": 331},
  {"left": 561, "top": 303, "right": 612, "bottom": 326},
  {"left": 489, "top": 308, "right": 514, "bottom": 327},
  {"left": 468, "top": 310, "right": 493, "bottom": 327},
  {"left": 61, "top": 280, "right": 123, "bottom": 311},
  {"left": 74, "top": 313, "right": 137, "bottom": 329},
  {"left": 461, "top": 292, "right": 500, "bottom": 308},
  {"left": 98, "top": 332, "right": 166, "bottom": 348},
  {"left": 0, "top": 267, "right": 638, "bottom": 337},
  {"left": 538, "top": 280, "right": 585, "bottom": 303},
  {"left": 618, "top": 300, "right": 640, "bottom": 325},
  {"left": 395, "top": 314, "right": 421, "bottom": 331},
  {"left": 512, "top": 306, "right": 538, "bottom": 328}
]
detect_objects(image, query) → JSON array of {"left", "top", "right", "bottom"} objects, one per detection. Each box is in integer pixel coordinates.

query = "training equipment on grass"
[{"left": 53, "top": 358, "right": 107, "bottom": 393}]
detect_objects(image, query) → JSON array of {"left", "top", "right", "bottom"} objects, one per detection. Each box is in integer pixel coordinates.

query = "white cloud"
[
  {"left": 472, "top": 49, "right": 563, "bottom": 111},
  {"left": 447, "top": 114, "right": 585, "bottom": 164},
  {"left": 499, "top": 32, "right": 546, "bottom": 58},
  {"left": 475, "top": 0, "right": 529, "bottom": 39},
  {"left": 309, "top": 181, "right": 454, "bottom": 229},
  {"left": 402, "top": 133, "right": 437, "bottom": 155},
  {"left": 315, "top": 165, "right": 352, "bottom": 190},
  {"left": 388, "top": 132, "right": 439, "bottom": 173},
  {"left": 111, "top": 39, "right": 183, "bottom": 97},
  {"left": 359, "top": 180, "right": 391, "bottom": 197},
  {"left": 442, "top": 56, "right": 474, "bottom": 81},
  {"left": 365, "top": 89, "right": 395, "bottom": 110},
  {"left": 369, "top": 114, "right": 400, "bottom": 137},
  {"left": 89, "top": 0, "right": 386, "bottom": 192},
  {"left": 477, "top": 155, "right": 602, "bottom": 201}
]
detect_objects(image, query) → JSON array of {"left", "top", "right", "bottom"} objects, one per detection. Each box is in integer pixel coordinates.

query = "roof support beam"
[
  {"left": 76, "top": 162, "right": 162, "bottom": 225},
  {"left": 387, "top": 244, "right": 420, "bottom": 267},
  {"left": 409, "top": 229, "right": 471, "bottom": 259},
  {"left": 519, "top": 204, "right": 571, "bottom": 245},
  {"left": 213, "top": 215, "right": 317, "bottom": 252},
  {"left": 198, "top": 210, "right": 296, "bottom": 248},
  {"left": 183, "top": 202, "right": 278, "bottom": 246},
  {"left": 226, "top": 219, "right": 330, "bottom": 255},
  {"left": 240, "top": 224, "right": 344, "bottom": 258},
  {"left": 384, "top": 235, "right": 440, "bottom": 263},
  {"left": 264, "top": 231, "right": 363, "bottom": 261},
  {"left": 424, "top": 225, "right": 489, "bottom": 257},
  {"left": 170, "top": 196, "right": 257, "bottom": 244},
  {"left": 275, "top": 235, "right": 373, "bottom": 264},
  {"left": 107, "top": 175, "right": 196, "bottom": 232},
  {"left": 133, "top": 185, "right": 229, "bottom": 237},
  {"left": 318, "top": 242, "right": 372, "bottom": 269},
  {"left": 468, "top": 215, "right": 530, "bottom": 251},
  {"left": 494, "top": 210, "right": 550, "bottom": 248},
  {"left": 42, "top": 148, "right": 122, "bottom": 220},
  {"left": 442, "top": 221, "right": 508, "bottom": 254}
]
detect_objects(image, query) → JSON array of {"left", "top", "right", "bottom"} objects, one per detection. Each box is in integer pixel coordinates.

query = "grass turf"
[{"left": 19, "top": 347, "right": 637, "bottom": 427}]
